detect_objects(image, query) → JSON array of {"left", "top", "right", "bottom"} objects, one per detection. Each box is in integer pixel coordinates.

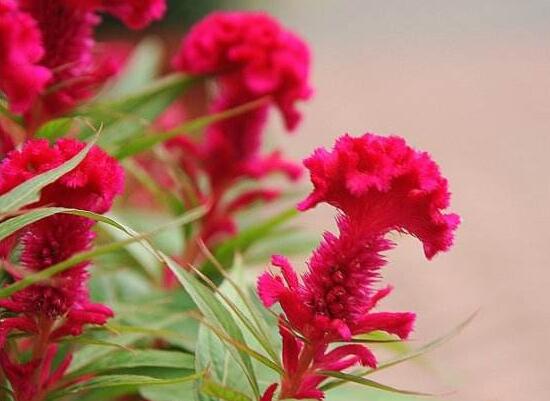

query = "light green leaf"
[
  {"left": 0, "top": 206, "right": 206, "bottom": 298},
  {"left": 202, "top": 207, "right": 299, "bottom": 276},
  {"left": 163, "top": 255, "right": 260, "bottom": 399},
  {"left": 78, "top": 74, "right": 197, "bottom": 147},
  {"left": 34, "top": 117, "right": 74, "bottom": 140},
  {"left": 0, "top": 137, "right": 96, "bottom": 213},
  {"left": 48, "top": 373, "right": 201, "bottom": 400},
  {"left": 318, "top": 371, "right": 435, "bottom": 397},
  {"left": 100, "top": 37, "right": 164, "bottom": 99},
  {"left": 202, "top": 379, "right": 254, "bottom": 401},
  {"left": 140, "top": 381, "right": 195, "bottom": 401},
  {"left": 113, "top": 96, "right": 269, "bottom": 160},
  {"left": 66, "top": 349, "right": 194, "bottom": 377}
]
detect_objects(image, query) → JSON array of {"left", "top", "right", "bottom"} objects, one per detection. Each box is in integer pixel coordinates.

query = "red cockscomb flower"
[
  {"left": 0, "top": 138, "right": 121, "bottom": 401},
  {"left": 172, "top": 11, "right": 312, "bottom": 130},
  {"left": 258, "top": 133, "right": 459, "bottom": 400},
  {"left": 298, "top": 133, "right": 460, "bottom": 259},
  {"left": 0, "top": 0, "right": 163, "bottom": 123},
  {"left": 0, "top": 138, "right": 124, "bottom": 213},
  {"left": 0, "top": 214, "right": 113, "bottom": 343}
]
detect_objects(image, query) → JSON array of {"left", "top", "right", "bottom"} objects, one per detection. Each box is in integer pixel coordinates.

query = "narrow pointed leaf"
[{"left": 0, "top": 137, "right": 96, "bottom": 213}]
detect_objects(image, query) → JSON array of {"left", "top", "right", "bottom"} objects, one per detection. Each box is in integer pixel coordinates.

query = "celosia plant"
[{"left": 0, "top": 4, "right": 468, "bottom": 401}]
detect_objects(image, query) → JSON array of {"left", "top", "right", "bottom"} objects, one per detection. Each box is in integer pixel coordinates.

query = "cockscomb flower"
[
  {"left": 0, "top": 138, "right": 124, "bottom": 213},
  {"left": 0, "top": 0, "right": 163, "bottom": 123},
  {"left": 298, "top": 133, "right": 460, "bottom": 259},
  {"left": 0, "top": 215, "right": 112, "bottom": 340},
  {"left": 0, "top": 138, "right": 122, "bottom": 401},
  {"left": 257, "top": 133, "right": 459, "bottom": 400},
  {"left": 0, "top": 0, "right": 52, "bottom": 114},
  {"left": 172, "top": 11, "right": 312, "bottom": 130}
]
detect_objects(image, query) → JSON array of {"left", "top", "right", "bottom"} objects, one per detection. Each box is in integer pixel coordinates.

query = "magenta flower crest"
[
  {"left": 257, "top": 133, "right": 460, "bottom": 400},
  {"left": 172, "top": 11, "right": 312, "bottom": 130}
]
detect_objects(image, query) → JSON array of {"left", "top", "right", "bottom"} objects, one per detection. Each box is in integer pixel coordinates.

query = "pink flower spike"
[
  {"left": 0, "top": 139, "right": 125, "bottom": 213},
  {"left": 260, "top": 383, "right": 278, "bottom": 401},
  {"left": 316, "top": 344, "right": 377, "bottom": 370},
  {"left": 354, "top": 312, "right": 416, "bottom": 340},
  {"left": 257, "top": 273, "right": 286, "bottom": 308},
  {"left": 271, "top": 255, "right": 300, "bottom": 290}
]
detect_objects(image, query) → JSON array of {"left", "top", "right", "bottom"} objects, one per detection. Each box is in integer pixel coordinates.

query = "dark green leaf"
[{"left": 67, "top": 349, "right": 194, "bottom": 377}]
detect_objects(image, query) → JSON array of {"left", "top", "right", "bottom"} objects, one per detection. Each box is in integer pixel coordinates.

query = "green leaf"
[
  {"left": 100, "top": 37, "right": 164, "bottom": 99},
  {"left": 321, "top": 312, "right": 478, "bottom": 391},
  {"left": 66, "top": 349, "right": 194, "bottom": 377},
  {"left": 0, "top": 206, "right": 206, "bottom": 298},
  {"left": 202, "top": 207, "right": 299, "bottom": 276},
  {"left": 202, "top": 379, "right": 254, "bottom": 401},
  {"left": 163, "top": 255, "right": 261, "bottom": 399},
  {"left": 0, "top": 137, "right": 96, "bottom": 213},
  {"left": 34, "top": 117, "right": 74, "bottom": 141},
  {"left": 48, "top": 373, "right": 201, "bottom": 400},
  {"left": 140, "top": 381, "right": 195, "bottom": 401},
  {"left": 68, "top": 314, "right": 191, "bottom": 373},
  {"left": 113, "top": 96, "right": 269, "bottom": 160},
  {"left": 326, "top": 385, "right": 432, "bottom": 401},
  {"left": 78, "top": 74, "right": 198, "bottom": 147},
  {"left": 0, "top": 207, "right": 67, "bottom": 241},
  {"left": 318, "top": 371, "right": 435, "bottom": 397}
]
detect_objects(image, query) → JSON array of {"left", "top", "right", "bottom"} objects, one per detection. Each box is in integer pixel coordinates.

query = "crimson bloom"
[
  {"left": 0, "top": 0, "right": 51, "bottom": 114},
  {"left": 0, "top": 0, "right": 165, "bottom": 125},
  {"left": 0, "top": 138, "right": 123, "bottom": 401},
  {"left": 152, "top": 11, "right": 311, "bottom": 260},
  {"left": 172, "top": 11, "right": 312, "bottom": 130},
  {"left": 257, "top": 133, "right": 459, "bottom": 400},
  {"left": 0, "top": 138, "right": 124, "bottom": 213}
]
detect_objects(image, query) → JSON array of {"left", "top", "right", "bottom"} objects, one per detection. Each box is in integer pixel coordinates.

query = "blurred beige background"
[{"left": 235, "top": 1, "right": 549, "bottom": 400}]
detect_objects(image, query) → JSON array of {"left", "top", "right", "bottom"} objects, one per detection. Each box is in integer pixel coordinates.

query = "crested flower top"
[
  {"left": 0, "top": 138, "right": 124, "bottom": 213},
  {"left": 172, "top": 11, "right": 312, "bottom": 130},
  {"left": 298, "top": 133, "right": 460, "bottom": 259},
  {"left": 257, "top": 133, "right": 460, "bottom": 400}
]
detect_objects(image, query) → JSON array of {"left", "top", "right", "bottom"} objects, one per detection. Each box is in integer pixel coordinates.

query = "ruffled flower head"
[
  {"left": 0, "top": 138, "right": 125, "bottom": 213},
  {"left": 172, "top": 11, "right": 312, "bottom": 130},
  {"left": 5, "top": 216, "right": 97, "bottom": 318},
  {"left": 299, "top": 133, "right": 460, "bottom": 259}
]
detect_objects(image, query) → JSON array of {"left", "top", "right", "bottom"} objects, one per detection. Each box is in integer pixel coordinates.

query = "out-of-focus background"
[{"left": 103, "top": 1, "right": 550, "bottom": 400}]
